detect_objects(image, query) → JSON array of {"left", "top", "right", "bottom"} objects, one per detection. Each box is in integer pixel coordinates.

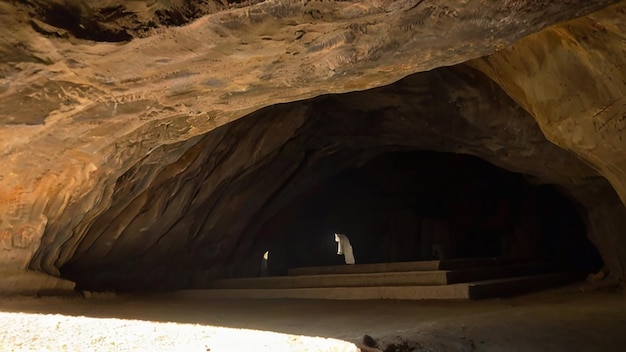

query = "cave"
[
  {"left": 52, "top": 65, "right": 610, "bottom": 291},
  {"left": 251, "top": 151, "right": 603, "bottom": 278},
  {"left": 2, "top": 1, "right": 626, "bottom": 350},
  {"left": 0, "top": 0, "right": 623, "bottom": 298}
]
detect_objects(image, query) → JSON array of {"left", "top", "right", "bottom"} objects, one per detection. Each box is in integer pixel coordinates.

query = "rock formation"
[{"left": 0, "top": 0, "right": 624, "bottom": 292}]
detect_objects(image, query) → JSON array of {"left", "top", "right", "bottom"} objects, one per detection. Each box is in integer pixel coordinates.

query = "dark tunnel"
[{"left": 247, "top": 151, "right": 603, "bottom": 278}]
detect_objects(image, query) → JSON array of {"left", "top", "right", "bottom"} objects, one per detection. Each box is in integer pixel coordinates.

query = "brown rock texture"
[
  {"left": 468, "top": 1, "right": 626, "bottom": 281},
  {"left": 0, "top": 0, "right": 624, "bottom": 292}
]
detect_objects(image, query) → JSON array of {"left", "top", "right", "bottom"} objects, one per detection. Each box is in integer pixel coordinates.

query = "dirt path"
[{"left": 1, "top": 285, "right": 625, "bottom": 351}]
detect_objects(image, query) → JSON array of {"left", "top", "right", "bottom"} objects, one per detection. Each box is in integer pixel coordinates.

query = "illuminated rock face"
[{"left": 0, "top": 0, "right": 624, "bottom": 292}]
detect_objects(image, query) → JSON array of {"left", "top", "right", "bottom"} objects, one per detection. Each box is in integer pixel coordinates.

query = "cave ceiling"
[{"left": 0, "top": 0, "right": 625, "bottom": 292}]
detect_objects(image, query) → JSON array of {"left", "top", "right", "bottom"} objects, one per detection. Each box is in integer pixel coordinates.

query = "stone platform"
[{"left": 177, "top": 258, "right": 584, "bottom": 300}]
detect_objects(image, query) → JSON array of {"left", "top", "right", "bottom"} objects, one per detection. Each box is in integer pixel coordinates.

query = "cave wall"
[
  {"left": 54, "top": 65, "right": 616, "bottom": 290},
  {"left": 469, "top": 1, "right": 626, "bottom": 280},
  {"left": 0, "top": 0, "right": 625, "bottom": 292}
]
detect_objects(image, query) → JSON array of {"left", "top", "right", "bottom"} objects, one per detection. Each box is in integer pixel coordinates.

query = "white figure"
[
  {"left": 335, "top": 233, "right": 355, "bottom": 265},
  {"left": 260, "top": 250, "right": 269, "bottom": 277}
]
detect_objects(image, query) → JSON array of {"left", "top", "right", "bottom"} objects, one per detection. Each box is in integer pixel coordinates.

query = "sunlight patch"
[{"left": 0, "top": 312, "right": 358, "bottom": 352}]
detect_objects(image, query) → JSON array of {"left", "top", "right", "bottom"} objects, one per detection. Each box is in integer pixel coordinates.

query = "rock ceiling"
[{"left": 0, "top": 0, "right": 624, "bottom": 292}]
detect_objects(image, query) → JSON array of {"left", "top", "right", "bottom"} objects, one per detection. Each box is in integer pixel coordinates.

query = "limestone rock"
[{"left": 0, "top": 0, "right": 624, "bottom": 292}]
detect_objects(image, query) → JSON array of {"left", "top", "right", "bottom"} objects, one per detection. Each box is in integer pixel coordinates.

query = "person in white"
[{"left": 335, "top": 233, "right": 356, "bottom": 264}]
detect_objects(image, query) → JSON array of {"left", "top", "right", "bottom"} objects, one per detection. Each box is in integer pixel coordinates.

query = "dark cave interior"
[
  {"left": 56, "top": 66, "right": 610, "bottom": 291},
  {"left": 249, "top": 151, "right": 603, "bottom": 278}
]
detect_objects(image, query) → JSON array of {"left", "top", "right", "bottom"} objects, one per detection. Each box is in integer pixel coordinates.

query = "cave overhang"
[{"left": 0, "top": 0, "right": 624, "bottom": 293}]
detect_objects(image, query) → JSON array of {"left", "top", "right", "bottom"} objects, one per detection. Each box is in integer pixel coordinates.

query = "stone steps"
[
  {"left": 287, "top": 257, "right": 525, "bottom": 276},
  {"left": 466, "top": 272, "right": 586, "bottom": 299},
  {"left": 176, "top": 258, "right": 584, "bottom": 300},
  {"left": 211, "top": 262, "right": 541, "bottom": 289},
  {"left": 179, "top": 283, "right": 470, "bottom": 300},
  {"left": 176, "top": 272, "right": 584, "bottom": 300}
]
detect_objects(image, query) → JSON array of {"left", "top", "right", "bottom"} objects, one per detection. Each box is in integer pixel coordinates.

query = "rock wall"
[
  {"left": 469, "top": 1, "right": 626, "bottom": 280},
  {"left": 56, "top": 66, "right": 617, "bottom": 290},
  {"left": 0, "top": 0, "right": 624, "bottom": 292}
]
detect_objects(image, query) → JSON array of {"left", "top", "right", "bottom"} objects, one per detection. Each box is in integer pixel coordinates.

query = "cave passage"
[
  {"left": 55, "top": 66, "right": 613, "bottom": 292},
  {"left": 251, "top": 151, "right": 603, "bottom": 277}
]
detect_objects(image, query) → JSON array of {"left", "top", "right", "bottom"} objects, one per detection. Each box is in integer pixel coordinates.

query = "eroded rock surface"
[
  {"left": 54, "top": 66, "right": 615, "bottom": 289},
  {"left": 469, "top": 1, "right": 626, "bottom": 280},
  {"left": 0, "top": 0, "right": 624, "bottom": 292}
]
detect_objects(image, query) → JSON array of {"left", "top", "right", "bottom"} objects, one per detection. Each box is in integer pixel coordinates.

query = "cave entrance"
[{"left": 254, "top": 150, "right": 603, "bottom": 277}]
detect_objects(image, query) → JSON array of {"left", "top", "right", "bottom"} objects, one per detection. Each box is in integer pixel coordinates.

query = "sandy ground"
[{"left": 1, "top": 284, "right": 626, "bottom": 352}]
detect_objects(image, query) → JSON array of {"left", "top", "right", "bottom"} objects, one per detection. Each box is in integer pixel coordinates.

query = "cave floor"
[{"left": 1, "top": 283, "right": 625, "bottom": 352}]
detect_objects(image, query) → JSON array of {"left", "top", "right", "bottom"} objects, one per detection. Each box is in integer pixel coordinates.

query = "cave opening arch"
[{"left": 55, "top": 65, "right": 614, "bottom": 291}]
